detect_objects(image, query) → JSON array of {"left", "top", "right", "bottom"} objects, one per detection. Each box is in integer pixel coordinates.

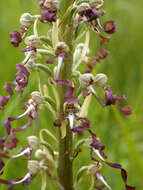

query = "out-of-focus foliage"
[{"left": 0, "top": 0, "right": 143, "bottom": 189}]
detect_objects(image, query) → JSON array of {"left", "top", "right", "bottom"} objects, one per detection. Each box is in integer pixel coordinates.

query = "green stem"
[{"left": 57, "top": 1, "right": 74, "bottom": 190}]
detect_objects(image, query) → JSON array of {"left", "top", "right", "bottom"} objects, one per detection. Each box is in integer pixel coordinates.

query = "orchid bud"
[
  {"left": 27, "top": 136, "right": 40, "bottom": 149},
  {"left": 55, "top": 42, "right": 69, "bottom": 56},
  {"left": 31, "top": 91, "right": 44, "bottom": 105},
  {"left": 28, "top": 160, "right": 41, "bottom": 175},
  {"left": 25, "top": 35, "right": 40, "bottom": 48},
  {"left": 77, "top": 3, "right": 90, "bottom": 13},
  {"left": 90, "top": 0, "right": 104, "bottom": 8},
  {"left": 87, "top": 162, "right": 102, "bottom": 175},
  {"left": 94, "top": 73, "right": 108, "bottom": 87},
  {"left": 44, "top": 0, "right": 60, "bottom": 9},
  {"left": 35, "top": 149, "right": 47, "bottom": 160},
  {"left": 25, "top": 61, "right": 37, "bottom": 73},
  {"left": 79, "top": 73, "right": 94, "bottom": 88},
  {"left": 20, "top": 13, "right": 34, "bottom": 28}
]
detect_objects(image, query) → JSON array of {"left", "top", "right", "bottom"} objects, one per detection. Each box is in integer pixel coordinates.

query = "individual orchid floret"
[
  {"left": 25, "top": 35, "right": 41, "bottom": 48},
  {"left": 103, "top": 20, "right": 117, "bottom": 34},
  {"left": 9, "top": 91, "right": 43, "bottom": 123},
  {"left": 10, "top": 30, "right": 22, "bottom": 47},
  {"left": 20, "top": 13, "right": 35, "bottom": 28},
  {"left": 94, "top": 73, "right": 108, "bottom": 87},
  {"left": 21, "top": 92, "right": 43, "bottom": 120},
  {"left": 27, "top": 136, "right": 40, "bottom": 150},
  {"left": 87, "top": 162, "right": 112, "bottom": 190}
]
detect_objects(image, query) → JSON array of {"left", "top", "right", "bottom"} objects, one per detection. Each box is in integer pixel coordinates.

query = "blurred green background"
[{"left": 0, "top": 0, "right": 143, "bottom": 189}]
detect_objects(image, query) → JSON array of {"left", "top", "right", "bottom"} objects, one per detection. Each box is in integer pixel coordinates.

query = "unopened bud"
[
  {"left": 27, "top": 136, "right": 40, "bottom": 149},
  {"left": 44, "top": 0, "right": 60, "bottom": 9},
  {"left": 87, "top": 162, "right": 102, "bottom": 175},
  {"left": 28, "top": 160, "right": 41, "bottom": 175},
  {"left": 20, "top": 13, "right": 34, "bottom": 28},
  {"left": 79, "top": 73, "right": 94, "bottom": 88},
  {"left": 25, "top": 35, "right": 40, "bottom": 48},
  {"left": 77, "top": 3, "right": 90, "bottom": 13},
  {"left": 35, "top": 149, "right": 47, "bottom": 160},
  {"left": 55, "top": 42, "right": 69, "bottom": 56},
  {"left": 31, "top": 91, "right": 44, "bottom": 105},
  {"left": 94, "top": 73, "right": 108, "bottom": 87},
  {"left": 25, "top": 61, "right": 37, "bottom": 73},
  {"left": 90, "top": 0, "right": 104, "bottom": 8}
]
